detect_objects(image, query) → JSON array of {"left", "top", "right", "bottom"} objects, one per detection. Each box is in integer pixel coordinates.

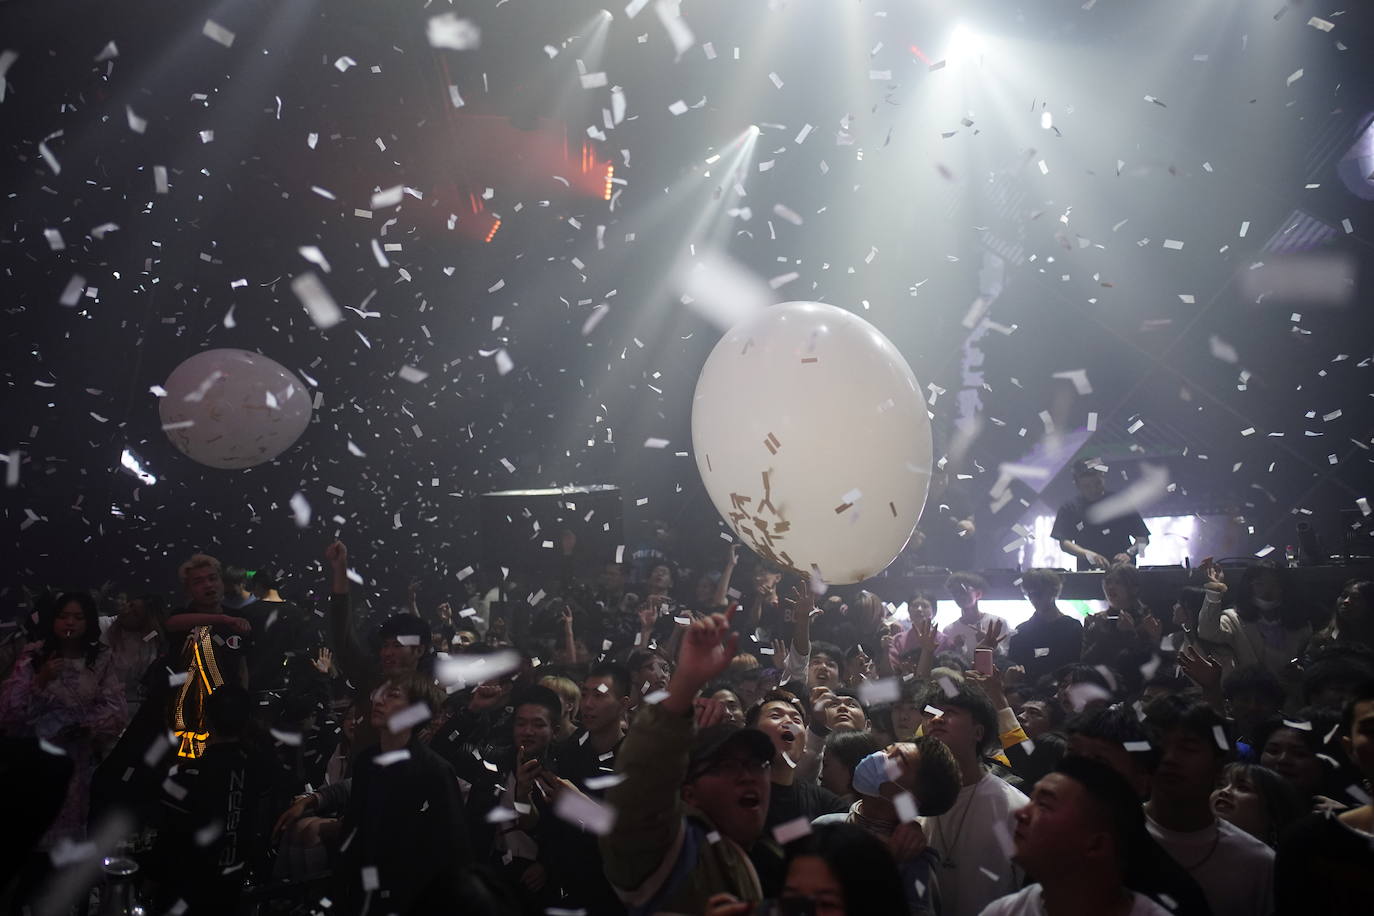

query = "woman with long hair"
[
  {"left": 1210, "top": 762, "right": 1306, "bottom": 847},
  {"left": 1313, "top": 579, "right": 1374, "bottom": 652},
  {"left": 0, "top": 591, "right": 128, "bottom": 848}
]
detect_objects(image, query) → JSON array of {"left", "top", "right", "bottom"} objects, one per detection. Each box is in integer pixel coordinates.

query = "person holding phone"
[{"left": 941, "top": 573, "right": 1010, "bottom": 667}]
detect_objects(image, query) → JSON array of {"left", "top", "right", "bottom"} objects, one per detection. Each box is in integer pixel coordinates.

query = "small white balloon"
[
  {"left": 159, "top": 348, "right": 312, "bottom": 469},
  {"left": 691, "top": 302, "right": 932, "bottom": 584}
]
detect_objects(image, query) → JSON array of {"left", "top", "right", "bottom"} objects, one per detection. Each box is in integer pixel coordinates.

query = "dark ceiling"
[{"left": 2, "top": 0, "right": 1371, "bottom": 604}]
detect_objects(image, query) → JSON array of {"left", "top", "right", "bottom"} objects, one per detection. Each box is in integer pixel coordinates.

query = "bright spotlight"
[
  {"left": 120, "top": 448, "right": 157, "bottom": 485},
  {"left": 748, "top": 124, "right": 761, "bottom": 137},
  {"left": 945, "top": 26, "right": 986, "bottom": 67}
]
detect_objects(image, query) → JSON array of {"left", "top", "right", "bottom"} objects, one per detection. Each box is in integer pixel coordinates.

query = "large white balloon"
[
  {"left": 691, "top": 302, "right": 932, "bottom": 584},
  {"left": 159, "top": 348, "right": 312, "bottom": 470}
]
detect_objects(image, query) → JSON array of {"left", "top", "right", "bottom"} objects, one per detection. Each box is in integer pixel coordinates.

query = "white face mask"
[{"left": 1253, "top": 596, "right": 1281, "bottom": 612}]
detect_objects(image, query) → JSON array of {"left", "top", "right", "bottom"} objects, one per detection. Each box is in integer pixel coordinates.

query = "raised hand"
[
  {"left": 976, "top": 617, "right": 1004, "bottom": 650},
  {"left": 914, "top": 618, "right": 940, "bottom": 654},
  {"left": 673, "top": 611, "right": 738, "bottom": 689},
  {"left": 311, "top": 647, "right": 334, "bottom": 675},
  {"left": 324, "top": 539, "right": 348, "bottom": 570},
  {"left": 784, "top": 578, "right": 815, "bottom": 619},
  {"left": 1139, "top": 614, "right": 1163, "bottom": 646},
  {"left": 1178, "top": 645, "right": 1223, "bottom": 694},
  {"left": 693, "top": 696, "right": 728, "bottom": 730}
]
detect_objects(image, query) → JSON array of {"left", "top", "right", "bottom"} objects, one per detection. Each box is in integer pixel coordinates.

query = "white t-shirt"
[
  {"left": 1145, "top": 814, "right": 1274, "bottom": 916},
  {"left": 942, "top": 612, "right": 1010, "bottom": 664},
  {"left": 979, "top": 884, "right": 1173, "bottom": 916},
  {"left": 918, "top": 774, "right": 1027, "bottom": 916}
]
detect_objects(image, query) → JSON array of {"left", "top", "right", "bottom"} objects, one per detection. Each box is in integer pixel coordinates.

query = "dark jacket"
[{"left": 336, "top": 738, "right": 471, "bottom": 915}]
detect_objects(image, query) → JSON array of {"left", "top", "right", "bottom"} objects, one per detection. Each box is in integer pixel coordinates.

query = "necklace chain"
[{"left": 935, "top": 781, "right": 980, "bottom": 869}]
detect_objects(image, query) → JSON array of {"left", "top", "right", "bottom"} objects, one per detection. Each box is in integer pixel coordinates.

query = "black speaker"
[{"left": 479, "top": 485, "right": 624, "bottom": 576}]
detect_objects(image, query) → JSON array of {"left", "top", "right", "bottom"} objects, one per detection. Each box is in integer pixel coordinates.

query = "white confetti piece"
[
  {"left": 584, "top": 773, "right": 626, "bottom": 791},
  {"left": 291, "top": 272, "right": 341, "bottom": 328},
  {"left": 38, "top": 140, "right": 60, "bottom": 174},
  {"left": 1162, "top": 239, "right": 1184, "bottom": 250},
  {"left": 360, "top": 865, "right": 379, "bottom": 892},
  {"left": 154, "top": 165, "right": 169, "bottom": 194},
  {"left": 126, "top": 105, "right": 147, "bottom": 134},
  {"left": 677, "top": 250, "right": 771, "bottom": 330},
  {"left": 655, "top": 0, "right": 695, "bottom": 57},
  {"left": 768, "top": 71, "right": 784, "bottom": 89},
  {"left": 270, "top": 728, "right": 303, "bottom": 746},
  {"left": 59, "top": 274, "right": 86, "bottom": 306},
  {"left": 1038, "top": 160, "right": 1049, "bottom": 175},
  {"left": 0, "top": 49, "right": 18, "bottom": 104},
  {"left": 398, "top": 365, "right": 429, "bottom": 384},
  {"left": 1308, "top": 17, "right": 1335, "bottom": 32},
  {"left": 1255, "top": 545, "right": 1276, "bottom": 558},
  {"left": 771, "top": 817, "right": 812, "bottom": 844},
  {"left": 387, "top": 702, "right": 431, "bottom": 734},
  {"left": 643, "top": 437, "right": 670, "bottom": 449},
  {"left": 1209, "top": 336, "right": 1238, "bottom": 363},
  {"left": 858, "top": 677, "right": 901, "bottom": 707},
  {"left": 371, "top": 185, "right": 404, "bottom": 209},
  {"left": 434, "top": 649, "right": 522, "bottom": 690},
  {"left": 202, "top": 20, "right": 235, "bottom": 48},
  {"left": 894, "top": 791, "right": 920, "bottom": 822},
  {"left": 554, "top": 787, "right": 617, "bottom": 835},
  {"left": 1286, "top": 69, "right": 1303, "bottom": 87},
  {"left": 668, "top": 99, "right": 688, "bottom": 115},
  {"left": 289, "top": 492, "right": 311, "bottom": 527},
  {"left": 427, "top": 13, "right": 480, "bottom": 50}
]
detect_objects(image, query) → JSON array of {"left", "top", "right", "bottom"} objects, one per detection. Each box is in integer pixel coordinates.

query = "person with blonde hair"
[{"left": 539, "top": 674, "right": 580, "bottom": 740}]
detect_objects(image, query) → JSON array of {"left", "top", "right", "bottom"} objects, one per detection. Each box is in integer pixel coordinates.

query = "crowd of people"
[{"left": 1, "top": 528, "right": 1373, "bottom": 916}]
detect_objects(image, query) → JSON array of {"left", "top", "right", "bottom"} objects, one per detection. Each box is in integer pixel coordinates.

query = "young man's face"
[
  {"left": 633, "top": 655, "right": 671, "bottom": 698},
  {"left": 682, "top": 750, "right": 770, "bottom": 846},
  {"left": 186, "top": 567, "right": 223, "bottom": 607},
  {"left": 949, "top": 582, "right": 981, "bottom": 611},
  {"left": 648, "top": 564, "right": 674, "bottom": 592},
  {"left": 580, "top": 675, "right": 627, "bottom": 732},
  {"left": 1013, "top": 773, "right": 1100, "bottom": 877},
  {"left": 753, "top": 699, "right": 804, "bottom": 759},
  {"left": 1020, "top": 701, "right": 1055, "bottom": 740},
  {"left": 379, "top": 637, "right": 423, "bottom": 675},
  {"left": 809, "top": 653, "right": 840, "bottom": 689},
  {"left": 876, "top": 742, "right": 923, "bottom": 800},
  {"left": 514, "top": 703, "right": 555, "bottom": 758},
  {"left": 822, "top": 694, "right": 867, "bottom": 732},
  {"left": 1075, "top": 473, "right": 1106, "bottom": 501},
  {"left": 1342, "top": 698, "right": 1374, "bottom": 780},
  {"left": 1152, "top": 728, "right": 1224, "bottom": 805},
  {"left": 891, "top": 700, "right": 924, "bottom": 740},
  {"left": 370, "top": 681, "right": 412, "bottom": 730},
  {"left": 711, "top": 689, "right": 745, "bottom": 725},
  {"left": 1103, "top": 579, "right": 1133, "bottom": 609},
  {"left": 923, "top": 704, "right": 982, "bottom": 758},
  {"left": 600, "top": 564, "right": 626, "bottom": 593}
]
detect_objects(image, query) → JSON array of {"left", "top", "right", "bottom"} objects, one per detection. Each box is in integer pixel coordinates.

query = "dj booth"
[{"left": 875, "top": 563, "right": 1374, "bottom": 613}]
